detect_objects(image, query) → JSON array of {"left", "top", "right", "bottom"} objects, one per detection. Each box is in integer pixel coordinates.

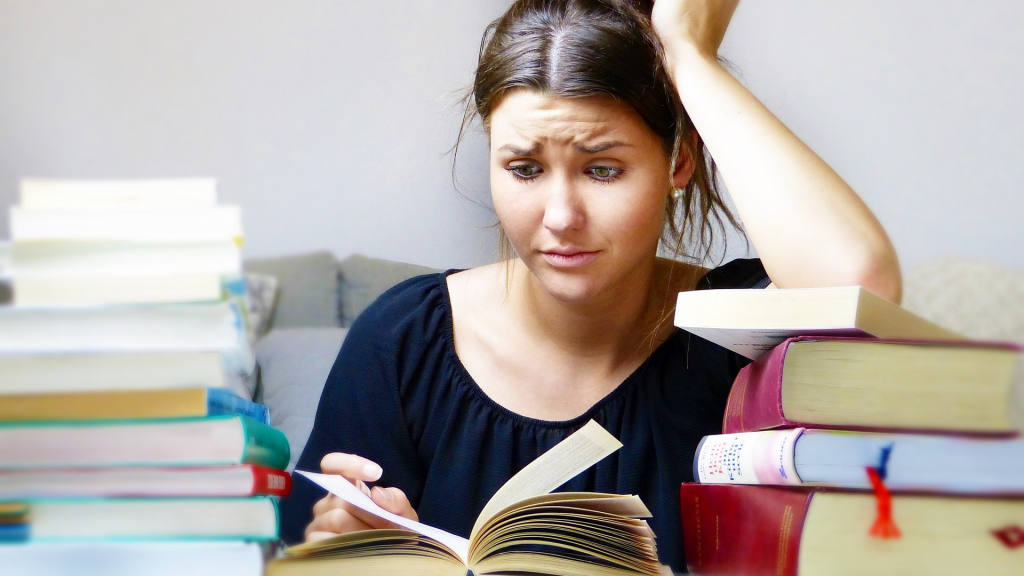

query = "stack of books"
[
  {"left": 675, "top": 287, "right": 1024, "bottom": 576},
  {"left": 0, "top": 179, "right": 290, "bottom": 576}
]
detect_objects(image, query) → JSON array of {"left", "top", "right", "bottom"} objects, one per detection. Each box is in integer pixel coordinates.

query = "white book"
[
  {"left": 0, "top": 351, "right": 227, "bottom": 395},
  {"left": 0, "top": 541, "right": 263, "bottom": 576},
  {"left": 19, "top": 178, "right": 217, "bottom": 210},
  {"left": 13, "top": 273, "right": 223, "bottom": 306},
  {"left": 674, "top": 286, "right": 962, "bottom": 359},
  {"left": 21, "top": 498, "right": 277, "bottom": 541},
  {"left": 10, "top": 205, "right": 243, "bottom": 243},
  {"left": 0, "top": 301, "right": 254, "bottom": 374},
  {"left": 8, "top": 241, "right": 241, "bottom": 276}
]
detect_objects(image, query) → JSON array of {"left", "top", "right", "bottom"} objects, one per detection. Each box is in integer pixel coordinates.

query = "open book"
[{"left": 266, "top": 421, "right": 669, "bottom": 576}]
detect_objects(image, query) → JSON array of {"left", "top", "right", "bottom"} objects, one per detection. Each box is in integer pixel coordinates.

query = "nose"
[{"left": 542, "top": 175, "right": 586, "bottom": 234}]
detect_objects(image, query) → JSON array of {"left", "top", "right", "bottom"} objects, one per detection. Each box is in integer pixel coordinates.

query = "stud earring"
[{"left": 672, "top": 188, "right": 685, "bottom": 200}]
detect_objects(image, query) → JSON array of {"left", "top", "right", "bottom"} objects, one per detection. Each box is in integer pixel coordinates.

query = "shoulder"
[{"left": 347, "top": 271, "right": 452, "bottom": 347}]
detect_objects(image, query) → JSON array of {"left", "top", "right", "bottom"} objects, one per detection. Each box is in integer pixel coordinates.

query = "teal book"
[{"left": 0, "top": 415, "right": 289, "bottom": 471}]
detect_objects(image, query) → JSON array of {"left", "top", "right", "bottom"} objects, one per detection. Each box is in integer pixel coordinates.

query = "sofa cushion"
[
  {"left": 337, "top": 254, "right": 440, "bottom": 328},
  {"left": 244, "top": 251, "right": 339, "bottom": 329},
  {"left": 254, "top": 327, "right": 347, "bottom": 470}
]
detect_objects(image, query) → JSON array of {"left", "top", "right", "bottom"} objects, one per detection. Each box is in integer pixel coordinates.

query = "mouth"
[{"left": 540, "top": 249, "right": 600, "bottom": 268}]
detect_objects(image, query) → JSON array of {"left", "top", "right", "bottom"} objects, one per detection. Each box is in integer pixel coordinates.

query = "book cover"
[
  {"left": 722, "top": 336, "right": 1020, "bottom": 434},
  {"left": 680, "top": 483, "right": 1024, "bottom": 576}
]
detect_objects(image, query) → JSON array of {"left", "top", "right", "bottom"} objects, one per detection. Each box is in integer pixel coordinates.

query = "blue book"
[{"left": 0, "top": 523, "right": 29, "bottom": 543}]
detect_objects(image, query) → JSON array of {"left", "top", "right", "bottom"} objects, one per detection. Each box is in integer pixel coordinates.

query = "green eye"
[
  {"left": 507, "top": 164, "right": 541, "bottom": 180},
  {"left": 589, "top": 166, "right": 622, "bottom": 181}
]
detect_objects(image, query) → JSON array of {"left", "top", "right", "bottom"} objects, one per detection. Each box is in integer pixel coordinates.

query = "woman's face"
[{"left": 489, "top": 90, "right": 678, "bottom": 304}]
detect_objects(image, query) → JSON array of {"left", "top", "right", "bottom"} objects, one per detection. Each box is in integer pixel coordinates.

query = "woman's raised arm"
[{"left": 652, "top": 0, "right": 902, "bottom": 302}]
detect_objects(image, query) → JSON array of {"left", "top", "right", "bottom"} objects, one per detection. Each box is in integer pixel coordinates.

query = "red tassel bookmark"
[{"left": 865, "top": 466, "right": 901, "bottom": 539}]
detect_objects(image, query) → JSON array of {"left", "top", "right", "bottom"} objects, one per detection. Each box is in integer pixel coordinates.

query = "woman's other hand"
[
  {"left": 303, "top": 453, "right": 419, "bottom": 542},
  {"left": 651, "top": 0, "right": 740, "bottom": 60}
]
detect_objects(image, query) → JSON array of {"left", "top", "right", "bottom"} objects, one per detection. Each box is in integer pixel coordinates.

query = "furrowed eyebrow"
[
  {"left": 498, "top": 143, "right": 542, "bottom": 156},
  {"left": 576, "top": 141, "right": 633, "bottom": 154}
]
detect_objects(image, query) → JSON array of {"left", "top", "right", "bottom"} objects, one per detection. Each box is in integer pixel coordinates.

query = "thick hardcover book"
[
  {"left": 0, "top": 415, "right": 289, "bottom": 470},
  {"left": 723, "top": 337, "right": 1020, "bottom": 434},
  {"left": 267, "top": 421, "right": 670, "bottom": 576},
  {"left": 14, "top": 497, "right": 278, "bottom": 542},
  {"left": 674, "top": 286, "right": 962, "bottom": 359},
  {"left": 0, "top": 465, "right": 290, "bottom": 499},
  {"left": 0, "top": 387, "right": 269, "bottom": 424},
  {"left": 680, "top": 483, "right": 1024, "bottom": 576},
  {"left": 694, "top": 428, "right": 1024, "bottom": 495}
]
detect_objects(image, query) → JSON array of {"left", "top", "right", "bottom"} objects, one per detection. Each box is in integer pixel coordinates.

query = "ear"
[{"left": 670, "top": 147, "right": 697, "bottom": 192}]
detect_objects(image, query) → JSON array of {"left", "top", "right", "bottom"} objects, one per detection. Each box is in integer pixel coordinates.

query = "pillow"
[
  {"left": 254, "top": 327, "right": 347, "bottom": 470},
  {"left": 337, "top": 254, "right": 441, "bottom": 327},
  {"left": 244, "top": 251, "right": 340, "bottom": 329},
  {"left": 244, "top": 272, "right": 279, "bottom": 340}
]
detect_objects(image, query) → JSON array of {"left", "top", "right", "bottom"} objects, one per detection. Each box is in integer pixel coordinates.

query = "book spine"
[
  {"left": 723, "top": 339, "right": 797, "bottom": 433},
  {"left": 237, "top": 416, "right": 291, "bottom": 470},
  {"left": 680, "top": 484, "right": 812, "bottom": 576},
  {"left": 694, "top": 430, "right": 804, "bottom": 486},
  {"left": 206, "top": 388, "right": 270, "bottom": 425},
  {"left": 250, "top": 465, "right": 292, "bottom": 497}
]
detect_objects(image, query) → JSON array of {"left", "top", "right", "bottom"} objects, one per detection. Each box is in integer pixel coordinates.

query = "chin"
[{"left": 529, "top": 266, "right": 608, "bottom": 304}]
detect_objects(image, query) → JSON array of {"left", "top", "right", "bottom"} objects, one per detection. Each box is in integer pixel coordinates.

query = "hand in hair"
[
  {"left": 303, "top": 453, "right": 419, "bottom": 541},
  {"left": 650, "top": 0, "right": 742, "bottom": 58}
]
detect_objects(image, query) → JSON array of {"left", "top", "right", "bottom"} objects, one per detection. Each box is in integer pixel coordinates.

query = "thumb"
[{"left": 371, "top": 486, "right": 419, "bottom": 522}]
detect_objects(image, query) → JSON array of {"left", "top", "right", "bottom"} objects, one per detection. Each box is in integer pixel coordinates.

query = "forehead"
[{"left": 488, "top": 91, "right": 655, "bottom": 148}]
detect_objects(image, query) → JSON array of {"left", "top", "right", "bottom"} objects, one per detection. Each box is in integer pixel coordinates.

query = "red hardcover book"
[
  {"left": 722, "top": 336, "right": 1020, "bottom": 435},
  {"left": 680, "top": 483, "right": 1024, "bottom": 576},
  {"left": 680, "top": 484, "right": 808, "bottom": 576},
  {"left": 0, "top": 464, "right": 291, "bottom": 499}
]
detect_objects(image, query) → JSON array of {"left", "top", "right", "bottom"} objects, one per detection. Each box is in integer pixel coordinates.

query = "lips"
[{"left": 541, "top": 249, "right": 599, "bottom": 268}]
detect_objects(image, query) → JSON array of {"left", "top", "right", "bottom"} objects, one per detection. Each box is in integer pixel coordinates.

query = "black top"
[{"left": 279, "top": 258, "right": 770, "bottom": 572}]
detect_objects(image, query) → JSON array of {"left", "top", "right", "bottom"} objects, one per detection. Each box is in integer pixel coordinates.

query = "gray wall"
[
  {"left": 0, "top": 0, "right": 500, "bottom": 270},
  {"left": 1, "top": 1, "right": 1022, "bottom": 272}
]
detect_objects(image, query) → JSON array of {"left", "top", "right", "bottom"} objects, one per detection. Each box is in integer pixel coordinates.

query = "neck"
[{"left": 510, "top": 258, "right": 670, "bottom": 364}]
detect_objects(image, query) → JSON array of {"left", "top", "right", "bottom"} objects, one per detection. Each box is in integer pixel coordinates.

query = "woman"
[{"left": 280, "top": 0, "right": 901, "bottom": 570}]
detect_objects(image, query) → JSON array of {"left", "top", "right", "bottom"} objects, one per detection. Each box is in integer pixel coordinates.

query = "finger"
[
  {"left": 371, "top": 486, "right": 419, "bottom": 522},
  {"left": 341, "top": 497, "right": 408, "bottom": 530},
  {"left": 306, "top": 507, "right": 374, "bottom": 536},
  {"left": 320, "top": 453, "right": 383, "bottom": 482},
  {"left": 312, "top": 494, "right": 344, "bottom": 517}
]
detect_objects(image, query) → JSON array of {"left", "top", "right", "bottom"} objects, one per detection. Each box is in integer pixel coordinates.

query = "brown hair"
[{"left": 456, "top": 0, "right": 741, "bottom": 273}]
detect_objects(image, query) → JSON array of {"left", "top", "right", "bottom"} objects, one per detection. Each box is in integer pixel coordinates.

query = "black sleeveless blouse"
[{"left": 280, "top": 258, "right": 770, "bottom": 572}]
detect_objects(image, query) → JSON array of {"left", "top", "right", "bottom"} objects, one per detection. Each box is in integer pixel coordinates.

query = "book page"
[
  {"left": 470, "top": 420, "right": 622, "bottom": 540},
  {"left": 294, "top": 471, "right": 470, "bottom": 564}
]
